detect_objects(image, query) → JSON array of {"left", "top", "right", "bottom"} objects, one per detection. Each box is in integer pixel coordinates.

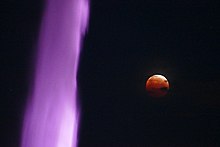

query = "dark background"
[{"left": 2, "top": 0, "right": 220, "bottom": 146}]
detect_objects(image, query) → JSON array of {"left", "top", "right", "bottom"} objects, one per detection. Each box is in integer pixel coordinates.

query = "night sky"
[{"left": 2, "top": 0, "right": 220, "bottom": 146}]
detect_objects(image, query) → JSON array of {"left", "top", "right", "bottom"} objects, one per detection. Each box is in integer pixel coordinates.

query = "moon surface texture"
[{"left": 146, "top": 74, "right": 169, "bottom": 97}]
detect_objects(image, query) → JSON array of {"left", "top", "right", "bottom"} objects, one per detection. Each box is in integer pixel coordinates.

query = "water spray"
[{"left": 21, "top": 0, "right": 89, "bottom": 147}]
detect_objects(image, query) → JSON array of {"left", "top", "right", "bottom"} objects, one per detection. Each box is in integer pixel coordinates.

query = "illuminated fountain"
[{"left": 21, "top": 0, "right": 89, "bottom": 147}]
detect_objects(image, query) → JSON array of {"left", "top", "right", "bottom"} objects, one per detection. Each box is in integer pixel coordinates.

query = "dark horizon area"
[{"left": 2, "top": 0, "right": 220, "bottom": 146}]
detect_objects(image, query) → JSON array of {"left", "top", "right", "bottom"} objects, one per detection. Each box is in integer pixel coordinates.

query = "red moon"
[{"left": 146, "top": 74, "right": 169, "bottom": 97}]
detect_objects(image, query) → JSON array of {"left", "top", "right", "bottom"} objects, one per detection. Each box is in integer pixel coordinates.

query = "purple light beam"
[{"left": 21, "top": 0, "right": 89, "bottom": 147}]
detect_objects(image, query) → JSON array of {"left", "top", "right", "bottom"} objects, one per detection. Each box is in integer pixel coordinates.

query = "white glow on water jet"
[{"left": 21, "top": 0, "right": 89, "bottom": 147}]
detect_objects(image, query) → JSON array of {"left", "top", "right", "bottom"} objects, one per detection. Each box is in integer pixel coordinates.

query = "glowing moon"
[{"left": 146, "top": 74, "right": 169, "bottom": 97}]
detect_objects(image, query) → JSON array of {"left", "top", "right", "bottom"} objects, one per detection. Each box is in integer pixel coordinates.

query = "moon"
[{"left": 146, "top": 74, "right": 169, "bottom": 97}]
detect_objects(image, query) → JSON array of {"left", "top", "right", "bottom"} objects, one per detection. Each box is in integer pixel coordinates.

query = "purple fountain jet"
[{"left": 21, "top": 0, "right": 89, "bottom": 147}]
